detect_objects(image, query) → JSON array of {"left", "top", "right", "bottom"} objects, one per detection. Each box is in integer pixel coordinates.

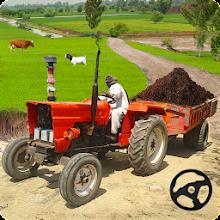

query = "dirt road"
[{"left": 1, "top": 38, "right": 220, "bottom": 220}]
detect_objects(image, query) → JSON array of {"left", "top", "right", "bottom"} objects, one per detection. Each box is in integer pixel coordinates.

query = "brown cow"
[{"left": 10, "top": 39, "right": 34, "bottom": 49}]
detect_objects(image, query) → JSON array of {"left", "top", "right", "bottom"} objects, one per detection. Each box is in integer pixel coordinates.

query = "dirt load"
[{"left": 133, "top": 68, "right": 214, "bottom": 106}]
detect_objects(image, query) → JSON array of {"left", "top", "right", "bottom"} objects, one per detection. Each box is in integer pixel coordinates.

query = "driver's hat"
[{"left": 105, "top": 75, "right": 117, "bottom": 86}]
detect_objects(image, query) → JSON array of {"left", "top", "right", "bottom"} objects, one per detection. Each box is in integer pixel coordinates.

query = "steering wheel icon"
[{"left": 170, "top": 169, "right": 212, "bottom": 211}]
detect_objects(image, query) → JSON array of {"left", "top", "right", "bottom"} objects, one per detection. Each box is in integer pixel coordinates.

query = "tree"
[
  {"left": 77, "top": 5, "right": 83, "bottom": 13},
  {"left": 85, "top": 0, "right": 105, "bottom": 30},
  {"left": 109, "top": 23, "right": 129, "bottom": 37},
  {"left": 149, "top": 0, "right": 157, "bottom": 11},
  {"left": 151, "top": 11, "right": 164, "bottom": 23},
  {"left": 181, "top": 0, "right": 219, "bottom": 57},
  {"left": 156, "top": 0, "right": 172, "bottom": 14},
  {"left": 210, "top": 9, "right": 220, "bottom": 31},
  {"left": 22, "top": 13, "right": 31, "bottom": 21},
  {"left": 44, "top": 9, "right": 56, "bottom": 17},
  {"left": 211, "top": 31, "right": 220, "bottom": 61}
]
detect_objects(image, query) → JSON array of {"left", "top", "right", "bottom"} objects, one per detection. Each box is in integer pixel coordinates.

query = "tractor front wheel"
[
  {"left": 59, "top": 153, "right": 102, "bottom": 207},
  {"left": 2, "top": 137, "right": 39, "bottom": 180},
  {"left": 128, "top": 116, "right": 168, "bottom": 176}
]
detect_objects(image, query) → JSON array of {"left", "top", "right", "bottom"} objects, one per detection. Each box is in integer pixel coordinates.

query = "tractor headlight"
[
  {"left": 64, "top": 128, "right": 80, "bottom": 140},
  {"left": 67, "top": 128, "right": 74, "bottom": 140}
]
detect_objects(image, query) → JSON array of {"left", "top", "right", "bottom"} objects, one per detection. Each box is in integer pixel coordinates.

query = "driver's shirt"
[{"left": 109, "top": 83, "right": 129, "bottom": 111}]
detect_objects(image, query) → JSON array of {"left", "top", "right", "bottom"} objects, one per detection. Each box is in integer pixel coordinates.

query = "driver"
[{"left": 103, "top": 75, "right": 129, "bottom": 141}]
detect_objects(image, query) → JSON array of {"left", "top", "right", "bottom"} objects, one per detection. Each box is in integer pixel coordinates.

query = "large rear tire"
[
  {"left": 183, "top": 120, "right": 209, "bottom": 151},
  {"left": 2, "top": 137, "right": 39, "bottom": 180},
  {"left": 128, "top": 116, "right": 168, "bottom": 176},
  {"left": 59, "top": 153, "right": 102, "bottom": 207}
]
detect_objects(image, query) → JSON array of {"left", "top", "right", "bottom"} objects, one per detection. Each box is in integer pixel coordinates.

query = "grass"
[
  {"left": 0, "top": 21, "right": 146, "bottom": 111},
  {"left": 128, "top": 41, "right": 220, "bottom": 75},
  {"left": 30, "top": 13, "right": 194, "bottom": 33}
]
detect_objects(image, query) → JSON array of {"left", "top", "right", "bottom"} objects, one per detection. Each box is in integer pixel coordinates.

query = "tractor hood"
[{"left": 26, "top": 99, "right": 111, "bottom": 145}]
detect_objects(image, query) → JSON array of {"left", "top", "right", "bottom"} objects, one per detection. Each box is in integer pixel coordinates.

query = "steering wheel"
[
  {"left": 98, "top": 94, "right": 116, "bottom": 104},
  {"left": 170, "top": 169, "right": 212, "bottom": 211}
]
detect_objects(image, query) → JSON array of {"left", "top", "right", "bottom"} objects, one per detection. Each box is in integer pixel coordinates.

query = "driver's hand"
[{"left": 102, "top": 92, "right": 111, "bottom": 97}]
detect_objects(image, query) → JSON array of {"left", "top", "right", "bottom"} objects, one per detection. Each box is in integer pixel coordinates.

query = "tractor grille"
[{"left": 34, "top": 128, "right": 54, "bottom": 143}]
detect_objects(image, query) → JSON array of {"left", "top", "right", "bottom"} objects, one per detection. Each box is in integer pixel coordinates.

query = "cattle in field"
[{"left": 10, "top": 39, "right": 34, "bottom": 49}]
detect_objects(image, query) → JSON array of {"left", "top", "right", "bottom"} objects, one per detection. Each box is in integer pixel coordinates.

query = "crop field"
[
  {"left": 30, "top": 13, "right": 194, "bottom": 33},
  {"left": 0, "top": 21, "right": 146, "bottom": 111},
  {"left": 128, "top": 41, "right": 220, "bottom": 75}
]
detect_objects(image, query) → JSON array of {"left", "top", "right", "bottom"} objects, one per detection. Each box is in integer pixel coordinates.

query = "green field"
[
  {"left": 128, "top": 41, "right": 220, "bottom": 75},
  {"left": 30, "top": 13, "right": 194, "bottom": 33},
  {"left": 0, "top": 21, "right": 146, "bottom": 111}
]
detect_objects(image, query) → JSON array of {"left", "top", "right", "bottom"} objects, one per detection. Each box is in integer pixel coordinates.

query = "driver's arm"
[{"left": 109, "top": 84, "right": 121, "bottom": 100}]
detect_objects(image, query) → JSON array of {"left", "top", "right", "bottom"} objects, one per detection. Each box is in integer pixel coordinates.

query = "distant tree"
[
  {"left": 21, "top": 13, "right": 31, "bottom": 21},
  {"left": 149, "top": 0, "right": 157, "bottom": 11},
  {"left": 0, "top": 9, "right": 17, "bottom": 17},
  {"left": 162, "top": 37, "right": 175, "bottom": 48},
  {"left": 85, "top": 0, "right": 105, "bottom": 30},
  {"left": 109, "top": 23, "right": 129, "bottom": 37},
  {"left": 211, "top": 31, "right": 220, "bottom": 61},
  {"left": 210, "top": 9, "right": 220, "bottom": 31},
  {"left": 116, "top": 6, "right": 120, "bottom": 13},
  {"left": 151, "top": 11, "right": 164, "bottom": 23},
  {"left": 156, "top": 0, "right": 172, "bottom": 14},
  {"left": 36, "top": 7, "right": 45, "bottom": 14},
  {"left": 140, "top": 4, "right": 150, "bottom": 13},
  {"left": 17, "top": 11, "right": 24, "bottom": 18},
  {"left": 181, "top": 0, "right": 219, "bottom": 57},
  {"left": 77, "top": 5, "right": 83, "bottom": 13},
  {"left": 58, "top": 8, "right": 64, "bottom": 13},
  {"left": 65, "top": 5, "right": 71, "bottom": 13},
  {"left": 116, "top": 0, "right": 126, "bottom": 12},
  {"left": 44, "top": 9, "right": 56, "bottom": 17}
]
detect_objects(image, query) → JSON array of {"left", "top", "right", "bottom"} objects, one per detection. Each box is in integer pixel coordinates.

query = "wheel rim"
[
  {"left": 146, "top": 125, "right": 166, "bottom": 165},
  {"left": 74, "top": 164, "right": 98, "bottom": 197},
  {"left": 14, "top": 145, "right": 36, "bottom": 173}
]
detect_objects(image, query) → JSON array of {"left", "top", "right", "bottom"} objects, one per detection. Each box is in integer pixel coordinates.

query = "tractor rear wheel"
[
  {"left": 2, "top": 137, "right": 39, "bottom": 180},
  {"left": 183, "top": 120, "right": 209, "bottom": 151},
  {"left": 59, "top": 153, "right": 102, "bottom": 207},
  {"left": 128, "top": 116, "right": 168, "bottom": 176}
]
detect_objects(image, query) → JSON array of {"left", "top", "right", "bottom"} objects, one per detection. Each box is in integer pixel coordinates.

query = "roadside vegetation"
[
  {"left": 181, "top": 0, "right": 219, "bottom": 58},
  {"left": 0, "top": 0, "right": 184, "bottom": 18},
  {"left": 128, "top": 41, "right": 220, "bottom": 75},
  {"left": 1, "top": 0, "right": 194, "bottom": 35},
  {"left": 0, "top": 22, "right": 146, "bottom": 111}
]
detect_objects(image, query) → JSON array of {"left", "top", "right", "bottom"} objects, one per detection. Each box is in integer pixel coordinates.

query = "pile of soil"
[{"left": 133, "top": 68, "right": 214, "bottom": 106}]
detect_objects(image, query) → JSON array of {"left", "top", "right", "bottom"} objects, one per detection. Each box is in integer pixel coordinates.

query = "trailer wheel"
[
  {"left": 59, "top": 153, "right": 102, "bottom": 207},
  {"left": 128, "top": 116, "right": 168, "bottom": 176},
  {"left": 1, "top": 137, "right": 39, "bottom": 180},
  {"left": 184, "top": 120, "right": 209, "bottom": 151}
]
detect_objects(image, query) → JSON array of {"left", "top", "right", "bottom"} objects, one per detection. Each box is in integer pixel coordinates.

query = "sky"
[{"left": 2, "top": 0, "right": 84, "bottom": 6}]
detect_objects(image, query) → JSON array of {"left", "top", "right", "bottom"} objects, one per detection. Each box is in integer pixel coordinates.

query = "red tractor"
[{"left": 2, "top": 50, "right": 217, "bottom": 207}]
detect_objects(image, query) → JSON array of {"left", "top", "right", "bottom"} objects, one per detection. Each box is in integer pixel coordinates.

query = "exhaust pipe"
[
  {"left": 89, "top": 49, "right": 101, "bottom": 135},
  {"left": 44, "top": 56, "right": 57, "bottom": 102}
]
